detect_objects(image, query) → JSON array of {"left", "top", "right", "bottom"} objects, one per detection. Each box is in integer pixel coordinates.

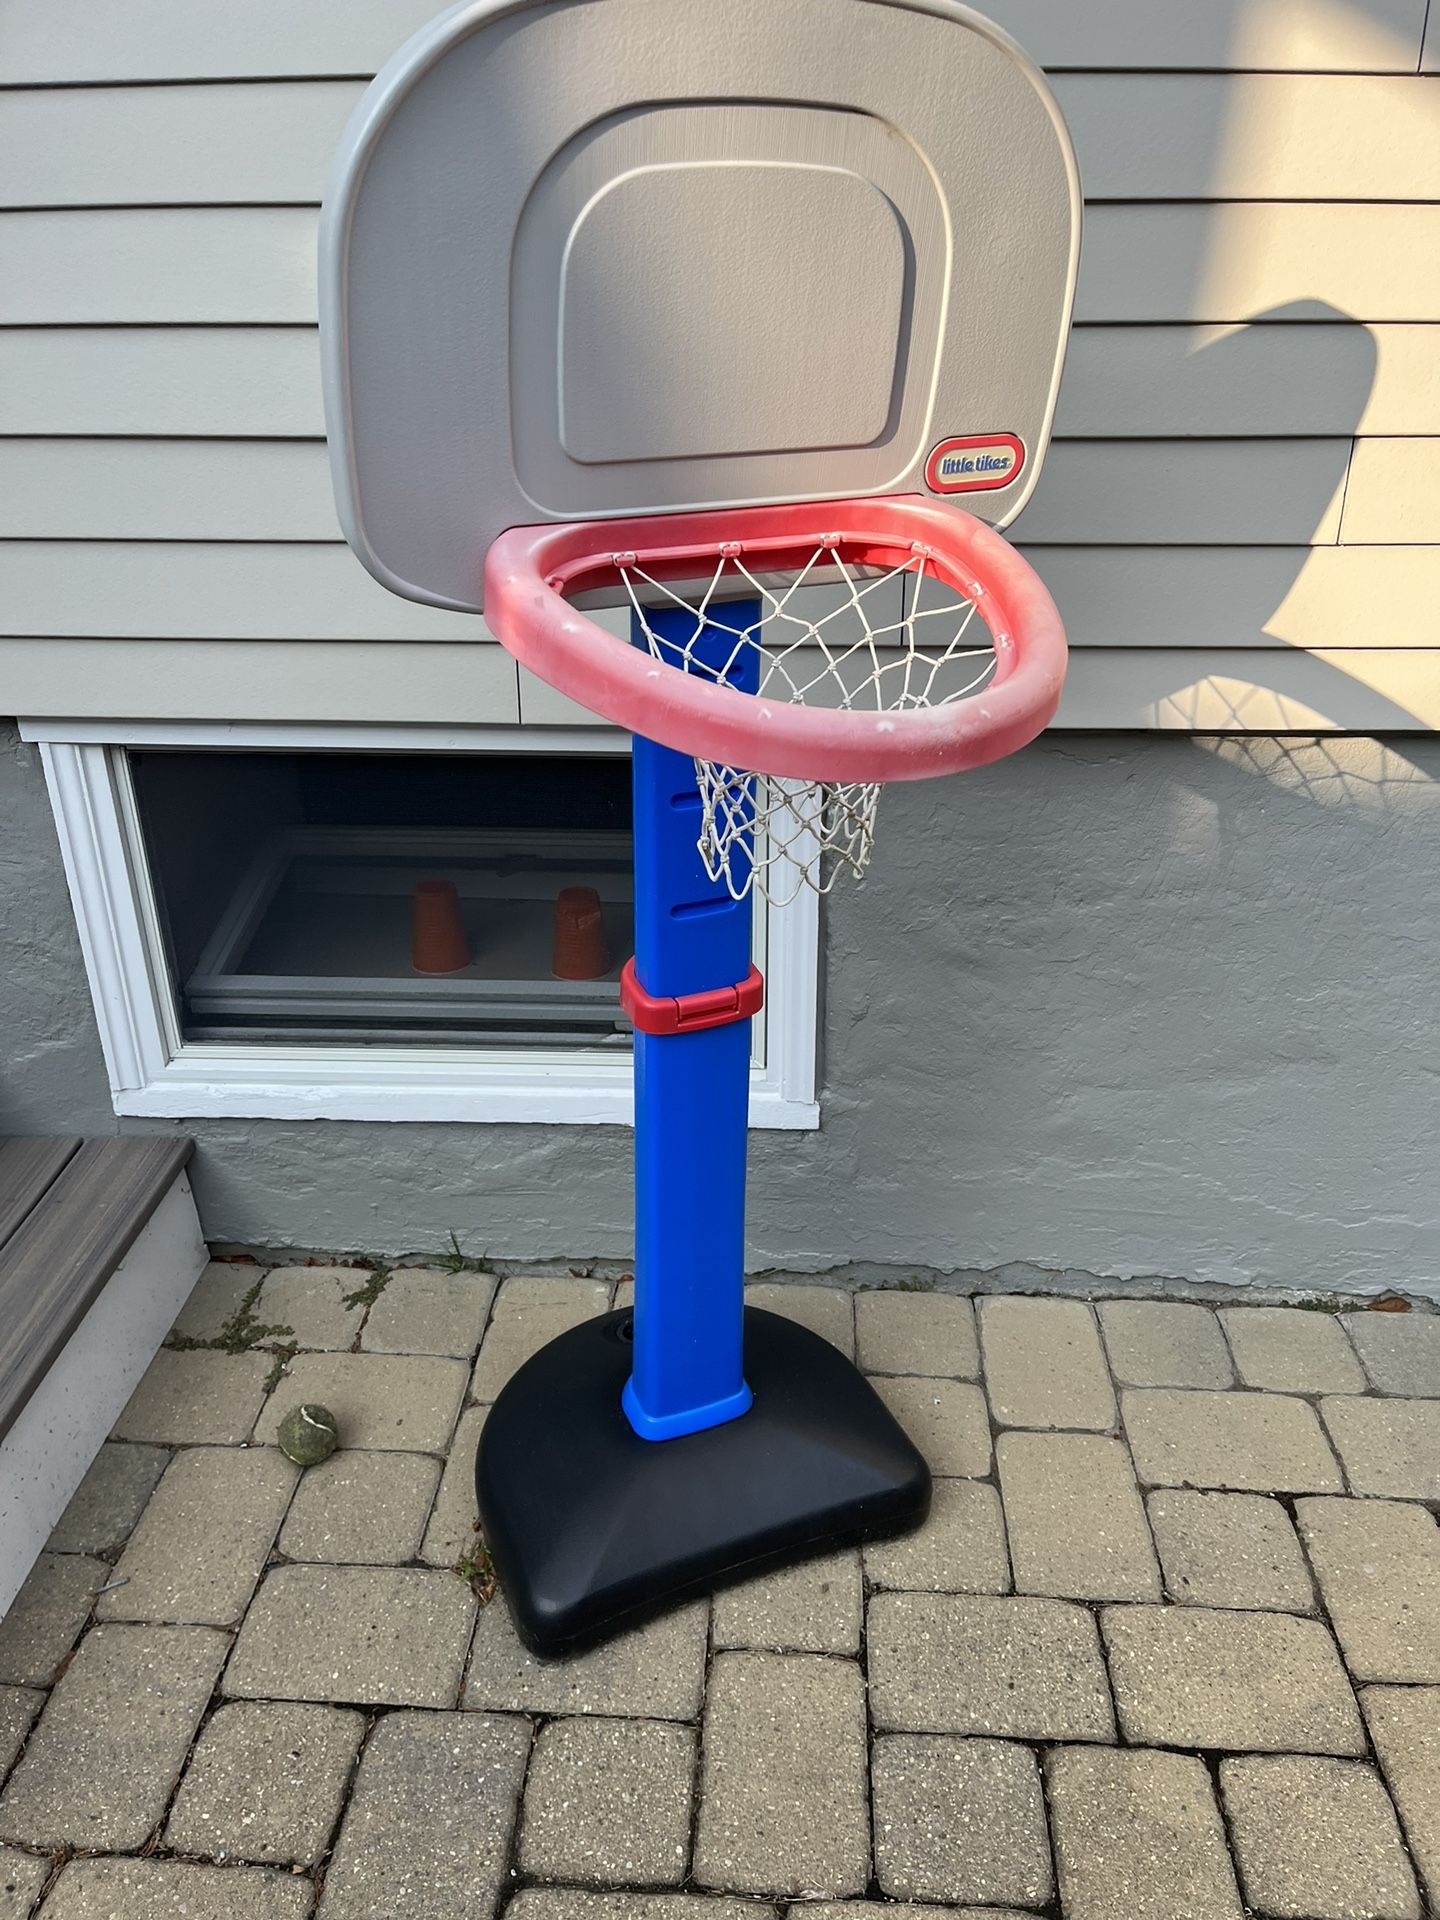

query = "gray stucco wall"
[{"left": 4, "top": 723, "right": 1437, "bottom": 1295}]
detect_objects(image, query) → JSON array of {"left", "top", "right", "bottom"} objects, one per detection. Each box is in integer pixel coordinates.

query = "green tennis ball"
[{"left": 277, "top": 1402, "right": 339, "bottom": 1467}]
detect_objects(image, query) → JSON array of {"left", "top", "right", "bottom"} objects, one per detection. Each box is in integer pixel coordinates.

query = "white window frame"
[{"left": 24, "top": 720, "right": 820, "bottom": 1128}]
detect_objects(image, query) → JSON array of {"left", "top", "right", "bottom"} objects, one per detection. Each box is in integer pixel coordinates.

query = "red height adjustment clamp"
[{"left": 620, "top": 960, "right": 765, "bottom": 1037}]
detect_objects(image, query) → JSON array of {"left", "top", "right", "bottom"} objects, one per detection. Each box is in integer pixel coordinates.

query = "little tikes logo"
[{"left": 925, "top": 433, "right": 1025, "bottom": 494}]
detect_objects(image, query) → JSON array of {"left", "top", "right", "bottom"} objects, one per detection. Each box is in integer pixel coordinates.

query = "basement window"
[
  {"left": 31, "top": 724, "right": 818, "bottom": 1127},
  {"left": 128, "top": 748, "right": 635, "bottom": 1052}
]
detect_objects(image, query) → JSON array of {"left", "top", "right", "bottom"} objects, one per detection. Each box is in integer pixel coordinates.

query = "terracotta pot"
[
  {"left": 411, "top": 879, "right": 470, "bottom": 973},
  {"left": 552, "top": 885, "right": 609, "bottom": 979}
]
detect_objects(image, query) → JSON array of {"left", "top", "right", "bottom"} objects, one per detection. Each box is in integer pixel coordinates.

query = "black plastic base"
[{"left": 476, "top": 1305, "right": 931, "bottom": 1657}]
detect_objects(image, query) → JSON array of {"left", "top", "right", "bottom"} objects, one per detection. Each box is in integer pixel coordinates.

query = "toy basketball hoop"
[
  {"left": 321, "top": 0, "right": 1079, "bottom": 1654},
  {"left": 486, "top": 496, "right": 1066, "bottom": 903}
]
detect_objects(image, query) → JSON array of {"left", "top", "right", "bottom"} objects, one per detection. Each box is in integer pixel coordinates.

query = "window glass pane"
[{"left": 127, "top": 748, "right": 636, "bottom": 1050}]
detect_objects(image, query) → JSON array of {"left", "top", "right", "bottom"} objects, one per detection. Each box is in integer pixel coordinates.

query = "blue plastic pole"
[{"left": 622, "top": 598, "right": 762, "bottom": 1442}]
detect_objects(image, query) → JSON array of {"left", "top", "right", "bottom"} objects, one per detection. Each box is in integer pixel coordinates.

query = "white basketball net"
[{"left": 620, "top": 541, "right": 998, "bottom": 905}]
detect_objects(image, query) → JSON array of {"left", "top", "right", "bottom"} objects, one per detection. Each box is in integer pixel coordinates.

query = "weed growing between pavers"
[
  {"left": 339, "top": 1265, "right": 391, "bottom": 1313},
  {"left": 167, "top": 1277, "right": 294, "bottom": 1358},
  {"left": 456, "top": 1526, "right": 499, "bottom": 1605}
]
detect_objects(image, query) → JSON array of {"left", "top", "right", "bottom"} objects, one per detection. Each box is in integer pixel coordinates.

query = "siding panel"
[
  {"left": 0, "top": 440, "right": 339, "bottom": 541},
  {"left": 0, "top": 640, "right": 520, "bottom": 724},
  {"left": 1014, "top": 441, "right": 1348, "bottom": 547},
  {"left": 1051, "top": 74, "right": 1440, "bottom": 202},
  {"left": 1057, "top": 325, "right": 1440, "bottom": 439},
  {"left": 0, "top": 329, "right": 325, "bottom": 437},
  {"left": 1339, "top": 440, "right": 1440, "bottom": 544},
  {"left": 0, "top": 439, "right": 1357, "bottom": 547},
  {"left": 8, "top": 204, "right": 1440, "bottom": 328},
  {"left": 1025, "top": 547, "right": 1440, "bottom": 651},
  {"left": 0, "top": 83, "right": 361, "bottom": 209},
  {"left": 6, "top": 324, "right": 1436, "bottom": 442},
  {"left": 0, "top": 210, "right": 317, "bottom": 323},
  {"left": 0, "top": 543, "right": 481, "bottom": 641},
  {"left": 1, "top": 0, "right": 1426, "bottom": 81},
  {"left": 5, "top": 76, "right": 1438, "bottom": 209},
  {"left": 1075, "top": 205, "right": 1440, "bottom": 324},
  {"left": 4, "top": 542, "right": 1435, "bottom": 652}
]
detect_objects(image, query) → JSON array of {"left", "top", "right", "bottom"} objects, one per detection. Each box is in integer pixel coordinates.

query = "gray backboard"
[{"left": 321, "top": 0, "right": 1081, "bottom": 613}]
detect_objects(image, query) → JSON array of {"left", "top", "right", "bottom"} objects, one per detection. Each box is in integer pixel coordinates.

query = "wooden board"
[
  {"left": 1, "top": 0, "right": 1427, "bottom": 81},
  {"left": 0, "top": 1137, "right": 193, "bottom": 1442},
  {"left": 0, "top": 1138, "right": 81, "bottom": 1251}
]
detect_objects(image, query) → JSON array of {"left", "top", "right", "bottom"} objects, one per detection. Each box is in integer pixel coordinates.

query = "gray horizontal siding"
[
  {"left": 4, "top": 543, "right": 1436, "bottom": 652},
  {"left": 9, "top": 204, "right": 1440, "bottom": 328},
  {"left": 3, "top": 21, "right": 1437, "bottom": 735},
  {"left": 0, "top": 436, "right": 1382, "bottom": 547},
  {"left": 1, "top": 0, "right": 1428, "bottom": 81},
  {"left": 7, "top": 324, "right": 1437, "bottom": 440},
  {"left": 5, "top": 75, "right": 1439, "bottom": 207}
]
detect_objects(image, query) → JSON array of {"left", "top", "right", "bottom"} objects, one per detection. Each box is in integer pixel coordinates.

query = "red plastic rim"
[{"left": 484, "top": 496, "right": 1066, "bottom": 784}]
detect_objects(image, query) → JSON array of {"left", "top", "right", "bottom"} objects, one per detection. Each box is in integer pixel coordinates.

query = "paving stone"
[
  {"left": 166, "top": 1700, "right": 364, "bottom": 1865},
  {"left": 868, "top": 1592, "right": 1115, "bottom": 1741},
  {"left": 279, "top": 1450, "right": 440, "bottom": 1564},
  {"left": 225, "top": 1565, "right": 475, "bottom": 1708},
  {"left": 0, "top": 1843, "right": 46, "bottom": 1919},
  {"left": 45, "top": 1441, "right": 169, "bottom": 1556},
  {"left": 1047, "top": 1744, "right": 1243, "bottom": 1920},
  {"left": 1322, "top": 1396, "right": 1440, "bottom": 1500},
  {"left": 520, "top": 1716, "right": 696, "bottom": 1886},
  {"left": 362, "top": 1266, "right": 498, "bottom": 1357},
  {"left": 113, "top": 1349, "right": 272, "bottom": 1445},
  {"left": 979, "top": 1296, "right": 1116, "bottom": 1430},
  {"left": 255, "top": 1263, "right": 367, "bottom": 1349},
  {"left": 1101, "top": 1605, "right": 1365, "bottom": 1753},
  {"left": 871, "top": 1734, "right": 1052, "bottom": 1906},
  {"left": 39, "top": 1858, "right": 311, "bottom": 1919},
  {"left": 170, "top": 1259, "right": 264, "bottom": 1342},
  {"left": 873, "top": 1377, "right": 991, "bottom": 1475},
  {"left": 1342, "top": 1311, "right": 1440, "bottom": 1397},
  {"left": 1123, "top": 1387, "right": 1343, "bottom": 1491},
  {"left": 318, "top": 1708, "right": 530, "bottom": 1920},
  {"left": 712, "top": 1550, "right": 861, "bottom": 1654},
  {"left": 510, "top": 1895, "right": 769, "bottom": 1920},
  {"left": 0, "top": 1624, "right": 226, "bottom": 1849},
  {"left": 0, "top": 1691, "right": 42, "bottom": 1784},
  {"left": 1297, "top": 1497, "right": 1440, "bottom": 1682},
  {"left": 1221, "top": 1307, "right": 1366, "bottom": 1394},
  {"left": 863, "top": 1478, "right": 1011, "bottom": 1594},
  {"left": 1363, "top": 1686, "right": 1440, "bottom": 1905},
  {"left": 0, "top": 1552, "right": 102, "bottom": 1686},
  {"left": 1097, "top": 1300, "right": 1234, "bottom": 1389},
  {"left": 694, "top": 1651, "right": 868, "bottom": 1897},
  {"left": 1221, "top": 1754, "right": 1419, "bottom": 1920},
  {"left": 420, "top": 1405, "right": 487, "bottom": 1567},
  {"left": 470, "top": 1276, "right": 611, "bottom": 1400},
  {"left": 465, "top": 1595, "right": 706, "bottom": 1720},
  {"left": 1149, "top": 1489, "right": 1314, "bottom": 1612},
  {"left": 855, "top": 1290, "right": 978, "bottom": 1377},
  {"left": 254, "top": 1352, "right": 467, "bottom": 1452},
  {"left": 746, "top": 1283, "right": 855, "bottom": 1357},
  {"left": 98, "top": 1446, "right": 297, "bottom": 1625},
  {"left": 998, "top": 1431, "right": 1160, "bottom": 1602}
]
